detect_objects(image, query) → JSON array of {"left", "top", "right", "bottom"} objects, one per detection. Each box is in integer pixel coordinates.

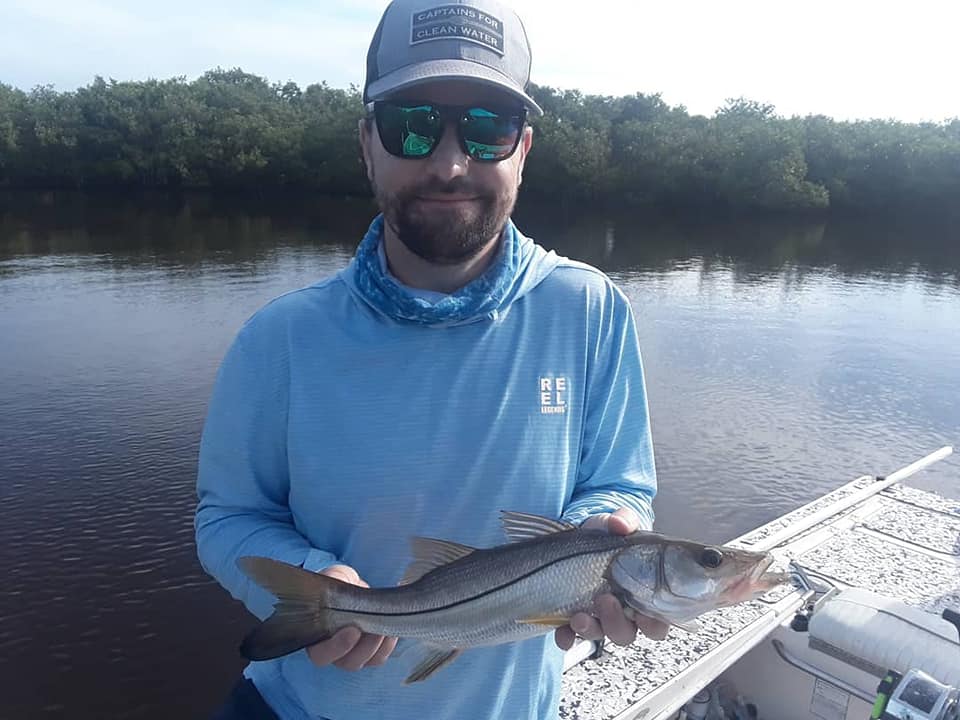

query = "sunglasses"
[{"left": 369, "top": 101, "right": 527, "bottom": 162}]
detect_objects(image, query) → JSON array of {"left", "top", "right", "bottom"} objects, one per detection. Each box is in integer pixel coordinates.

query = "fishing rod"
[{"left": 752, "top": 445, "right": 954, "bottom": 553}]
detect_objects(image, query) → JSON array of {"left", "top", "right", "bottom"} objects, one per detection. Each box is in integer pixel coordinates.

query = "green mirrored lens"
[
  {"left": 402, "top": 132, "right": 434, "bottom": 156},
  {"left": 375, "top": 103, "right": 523, "bottom": 161},
  {"left": 377, "top": 104, "right": 441, "bottom": 157},
  {"left": 461, "top": 108, "right": 521, "bottom": 161},
  {"left": 405, "top": 105, "right": 441, "bottom": 136}
]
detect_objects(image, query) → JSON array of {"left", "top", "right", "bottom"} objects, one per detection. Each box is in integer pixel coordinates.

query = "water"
[{"left": 1, "top": 191, "right": 958, "bottom": 719}]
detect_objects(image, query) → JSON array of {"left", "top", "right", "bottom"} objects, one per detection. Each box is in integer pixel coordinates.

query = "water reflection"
[
  {"left": 0, "top": 191, "right": 377, "bottom": 272},
  {"left": 3, "top": 191, "right": 959, "bottom": 286},
  {"left": 513, "top": 200, "right": 960, "bottom": 288}
]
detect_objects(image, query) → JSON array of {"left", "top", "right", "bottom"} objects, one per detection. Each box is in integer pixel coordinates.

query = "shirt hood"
[{"left": 341, "top": 214, "right": 562, "bottom": 327}]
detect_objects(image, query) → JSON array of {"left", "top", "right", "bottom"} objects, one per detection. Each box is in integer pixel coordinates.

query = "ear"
[
  {"left": 515, "top": 124, "right": 534, "bottom": 186},
  {"left": 358, "top": 117, "right": 375, "bottom": 183}
]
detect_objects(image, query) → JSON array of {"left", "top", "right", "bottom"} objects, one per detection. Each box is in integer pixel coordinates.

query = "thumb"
[
  {"left": 583, "top": 508, "right": 640, "bottom": 536},
  {"left": 322, "top": 564, "right": 370, "bottom": 588},
  {"left": 581, "top": 513, "right": 612, "bottom": 532}
]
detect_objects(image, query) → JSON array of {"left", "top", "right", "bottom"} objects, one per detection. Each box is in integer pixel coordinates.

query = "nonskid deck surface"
[
  {"left": 797, "top": 489, "right": 960, "bottom": 615},
  {"left": 558, "top": 475, "right": 960, "bottom": 720}
]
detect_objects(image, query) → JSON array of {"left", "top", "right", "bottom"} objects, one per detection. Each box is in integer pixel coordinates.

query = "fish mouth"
[
  {"left": 728, "top": 555, "right": 788, "bottom": 601},
  {"left": 752, "top": 553, "right": 775, "bottom": 578},
  {"left": 749, "top": 554, "right": 791, "bottom": 593}
]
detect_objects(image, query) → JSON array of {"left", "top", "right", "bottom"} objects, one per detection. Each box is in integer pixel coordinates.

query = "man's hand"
[
  {"left": 555, "top": 508, "right": 670, "bottom": 650},
  {"left": 306, "top": 564, "right": 398, "bottom": 671}
]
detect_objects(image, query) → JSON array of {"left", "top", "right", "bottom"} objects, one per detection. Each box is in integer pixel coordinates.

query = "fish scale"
[
  {"left": 332, "top": 529, "right": 630, "bottom": 615},
  {"left": 334, "top": 548, "right": 618, "bottom": 646}
]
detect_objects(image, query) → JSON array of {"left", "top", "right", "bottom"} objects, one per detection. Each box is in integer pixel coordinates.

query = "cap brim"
[{"left": 366, "top": 59, "right": 543, "bottom": 116}]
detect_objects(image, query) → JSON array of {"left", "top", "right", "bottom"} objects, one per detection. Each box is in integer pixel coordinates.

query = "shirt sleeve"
[
  {"left": 562, "top": 282, "right": 657, "bottom": 530},
  {"left": 195, "top": 321, "right": 339, "bottom": 620}
]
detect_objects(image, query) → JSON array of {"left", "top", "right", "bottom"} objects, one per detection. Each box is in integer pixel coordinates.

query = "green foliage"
[
  {"left": 298, "top": 82, "right": 367, "bottom": 194},
  {"left": 524, "top": 85, "right": 956, "bottom": 213},
  {"left": 0, "top": 69, "right": 957, "bottom": 213},
  {"left": 0, "top": 84, "right": 26, "bottom": 181},
  {"left": 799, "top": 116, "right": 960, "bottom": 212},
  {"left": 523, "top": 87, "right": 616, "bottom": 199}
]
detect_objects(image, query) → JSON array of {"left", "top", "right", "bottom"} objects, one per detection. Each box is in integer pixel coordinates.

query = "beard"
[{"left": 371, "top": 174, "right": 517, "bottom": 265}]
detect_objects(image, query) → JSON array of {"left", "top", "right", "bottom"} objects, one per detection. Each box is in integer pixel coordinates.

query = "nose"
[{"left": 423, "top": 118, "right": 469, "bottom": 182}]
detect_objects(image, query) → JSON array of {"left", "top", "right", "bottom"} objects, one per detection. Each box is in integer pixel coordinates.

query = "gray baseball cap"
[{"left": 363, "top": 0, "right": 543, "bottom": 116}]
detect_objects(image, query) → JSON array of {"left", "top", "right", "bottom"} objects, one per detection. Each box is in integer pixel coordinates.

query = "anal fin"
[{"left": 404, "top": 648, "right": 463, "bottom": 684}]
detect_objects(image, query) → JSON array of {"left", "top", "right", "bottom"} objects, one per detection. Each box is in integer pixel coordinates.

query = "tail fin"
[{"left": 237, "top": 556, "right": 342, "bottom": 661}]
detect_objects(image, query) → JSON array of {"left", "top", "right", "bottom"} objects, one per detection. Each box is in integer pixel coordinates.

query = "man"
[{"left": 196, "top": 1, "right": 662, "bottom": 718}]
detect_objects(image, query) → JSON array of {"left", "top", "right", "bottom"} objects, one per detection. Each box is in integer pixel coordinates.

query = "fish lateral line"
[{"left": 332, "top": 546, "right": 624, "bottom": 618}]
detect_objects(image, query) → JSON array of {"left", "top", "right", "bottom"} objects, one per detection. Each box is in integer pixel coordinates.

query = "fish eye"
[{"left": 699, "top": 548, "right": 724, "bottom": 569}]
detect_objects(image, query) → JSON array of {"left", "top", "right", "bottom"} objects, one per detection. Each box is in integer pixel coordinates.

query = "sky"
[{"left": 1, "top": 0, "right": 957, "bottom": 122}]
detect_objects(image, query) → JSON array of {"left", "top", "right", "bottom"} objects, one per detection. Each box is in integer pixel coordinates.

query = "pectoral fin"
[
  {"left": 404, "top": 647, "right": 463, "bottom": 684},
  {"left": 517, "top": 615, "right": 571, "bottom": 628}
]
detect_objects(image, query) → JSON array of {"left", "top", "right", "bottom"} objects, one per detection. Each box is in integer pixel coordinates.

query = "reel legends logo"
[{"left": 540, "top": 377, "right": 568, "bottom": 415}]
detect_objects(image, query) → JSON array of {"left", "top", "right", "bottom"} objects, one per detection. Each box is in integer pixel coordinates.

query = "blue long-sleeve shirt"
[{"left": 195, "top": 216, "right": 656, "bottom": 720}]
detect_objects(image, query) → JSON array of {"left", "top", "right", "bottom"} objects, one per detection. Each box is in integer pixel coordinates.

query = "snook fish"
[{"left": 238, "top": 511, "right": 788, "bottom": 683}]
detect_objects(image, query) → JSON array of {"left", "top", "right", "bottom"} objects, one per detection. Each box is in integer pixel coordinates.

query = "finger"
[
  {"left": 581, "top": 513, "right": 611, "bottom": 532},
  {"left": 581, "top": 508, "right": 641, "bottom": 536},
  {"left": 322, "top": 565, "right": 368, "bottom": 587},
  {"left": 334, "top": 632, "right": 386, "bottom": 671},
  {"left": 554, "top": 625, "right": 577, "bottom": 651},
  {"left": 605, "top": 508, "right": 641, "bottom": 536},
  {"left": 596, "top": 594, "right": 638, "bottom": 646},
  {"left": 307, "top": 626, "right": 362, "bottom": 666},
  {"left": 636, "top": 615, "right": 670, "bottom": 641},
  {"left": 569, "top": 611, "right": 605, "bottom": 642},
  {"left": 365, "top": 636, "right": 398, "bottom": 667}
]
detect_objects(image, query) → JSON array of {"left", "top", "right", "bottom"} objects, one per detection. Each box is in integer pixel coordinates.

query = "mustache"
[{"left": 405, "top": 178, "right": 487, "bottom": 197}]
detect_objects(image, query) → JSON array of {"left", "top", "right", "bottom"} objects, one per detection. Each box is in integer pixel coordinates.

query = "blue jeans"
[{"left": 210, "top": 678, "right": 279, "bottom": 720}]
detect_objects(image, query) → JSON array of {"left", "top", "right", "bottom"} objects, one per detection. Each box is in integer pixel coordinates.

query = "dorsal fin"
[
  {"left": 500, "top": 511, "right": 576, "bottom": 543},
  {"left": 398, "top": 537, "right": 476, "bottom": 586}
]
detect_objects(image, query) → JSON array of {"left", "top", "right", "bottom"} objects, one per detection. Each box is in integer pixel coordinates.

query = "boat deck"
[{"left": 559, "top": 453, "right": 958, "bottom": 720}]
